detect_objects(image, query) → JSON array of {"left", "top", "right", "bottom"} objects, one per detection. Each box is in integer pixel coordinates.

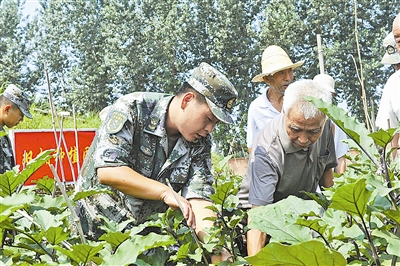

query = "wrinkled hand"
[{"left": 162, "top": 190, "right": 196, "bottom": 229}]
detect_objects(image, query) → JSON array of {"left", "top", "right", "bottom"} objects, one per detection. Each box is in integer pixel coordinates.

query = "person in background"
[
  {"left": 313, "top": 73, "right": 349, "bottom": 173},
  {"left": 76, "top": 62, "right": 238, "bottom": 263},
  {"left": 375, "top": 31, "right": 400, "bottom": 159},
  {"left": 0, "top": 84, "right": 32, "bottom": 174},
  {"left": 393, "top": 13, "right": 400, "bottom": 51},
  {"left": 246, "top": 45, "right": 304, "bottom": 153},
  {"left": 239, "top": 79, "right": 337, "bottom": 256}
]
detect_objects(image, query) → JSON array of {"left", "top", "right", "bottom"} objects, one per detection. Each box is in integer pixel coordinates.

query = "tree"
[
  {"left": 0, "top": 0, "right": 40, "bottom": 92},
  {"left": 16, "top": 0, "right": 400, "bottom": 154}
]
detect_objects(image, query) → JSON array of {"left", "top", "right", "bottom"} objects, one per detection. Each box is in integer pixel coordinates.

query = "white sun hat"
[
  {"left": 381, "top": 32, "right": 400, "bottom": 65},
  {"left": 313, "top": 73, "right": 335, "bottom": 93}
]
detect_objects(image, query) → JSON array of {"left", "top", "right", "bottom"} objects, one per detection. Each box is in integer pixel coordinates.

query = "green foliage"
[
  {"left": 0, "top": 150, "right": 248, "bottom": 265},
  {"left": 246, "top": 240, "right": 347, "bottom": 266},
  {"left": 0, "top": 149, "right": 54, "bottom": 197}
]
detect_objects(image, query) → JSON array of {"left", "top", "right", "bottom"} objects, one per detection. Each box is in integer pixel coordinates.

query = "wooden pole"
[{"left": 316, "top": 33, "right": 325, "bottom": 74}]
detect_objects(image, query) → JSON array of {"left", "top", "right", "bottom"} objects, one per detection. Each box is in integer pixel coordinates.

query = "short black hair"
[
  {"left": 0, "top": 95, "right": 18, "bottom": 110},
  {"left": 175, "top": 82, "right": 206, "bottom": 104}
]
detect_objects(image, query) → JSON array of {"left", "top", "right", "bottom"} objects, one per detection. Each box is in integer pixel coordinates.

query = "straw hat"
[
  {"left": 252, "top": 45, "right": 304, "bottom": 82},
  {"left": 313, "top": 74, "right": 335, "bottom": 93}
]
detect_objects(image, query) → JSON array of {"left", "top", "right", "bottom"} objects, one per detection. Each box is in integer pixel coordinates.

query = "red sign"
[{"left": 10, "top": 129, "right": 96, "bottom": 185}]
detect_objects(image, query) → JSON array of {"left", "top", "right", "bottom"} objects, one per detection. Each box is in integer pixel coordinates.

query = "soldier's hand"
[{"left": 163, "top": 191, "right": 196, "bottom": 229}]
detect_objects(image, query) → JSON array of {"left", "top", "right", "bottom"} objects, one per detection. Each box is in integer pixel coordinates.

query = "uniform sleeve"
[
  {"left": 248, "top": 145, "right": 278, "bottom": 206},
  {"left": 93, "top": 105, "right": 135, "bottom": 169}
]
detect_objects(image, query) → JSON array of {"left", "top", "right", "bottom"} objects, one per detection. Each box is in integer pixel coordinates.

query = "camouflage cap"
[
  {"left": 2, "top": 84, "right": 32, "bottom": 119},
  {"left": 187, "top": 62, "right": 238, "bottom": 124}
]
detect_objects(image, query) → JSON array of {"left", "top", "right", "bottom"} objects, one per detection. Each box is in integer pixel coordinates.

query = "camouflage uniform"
[
  {"left": 76, "top": 92, "right": 216, "bottom": 240},
  {"left": 0, "top": 126, "right": 14, "bottom": 174}
]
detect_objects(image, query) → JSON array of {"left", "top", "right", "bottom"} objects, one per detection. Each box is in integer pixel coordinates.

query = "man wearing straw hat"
[
  {"left": 246, "top": 45, "right": 304, "bottom": 153},
  {"left": 0, "top": 84, "right": 32, "bottom": 174},
  {"left": 376, "top": 31, "right": 400, "bottom": 159}
]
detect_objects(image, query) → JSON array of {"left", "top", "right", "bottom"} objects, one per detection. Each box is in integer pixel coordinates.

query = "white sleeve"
[{"left": 246, "top": 104, "right": 256, "bottom": 149}]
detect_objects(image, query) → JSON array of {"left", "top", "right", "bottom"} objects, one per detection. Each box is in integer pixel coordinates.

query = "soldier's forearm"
[{"left": 97, "top": 166, "right": 169, "bottom": 201}]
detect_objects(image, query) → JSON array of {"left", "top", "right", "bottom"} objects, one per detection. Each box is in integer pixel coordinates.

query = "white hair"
[{"left": 282, "top": 79, "right": 332, "bottom": 119}]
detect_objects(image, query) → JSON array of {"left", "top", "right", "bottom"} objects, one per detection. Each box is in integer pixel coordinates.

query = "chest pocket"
[
  {"left": 166, "top": 166, "right": 190, "bottom": 191},
  {"left": 315, "top": 148, "right": 330, "bottom": 183}
]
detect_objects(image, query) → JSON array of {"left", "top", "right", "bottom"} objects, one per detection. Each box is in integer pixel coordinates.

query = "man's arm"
[
  {"left": 97, "top": 166, "right": 196, "bottom": 228},
  {"left": 319, "top": 168, "right": 334, "bottom": 188},
  {"left": 246, "top": 146, "right": 278, "bottom": 256},
  {"left": 190, "top": 199, "right": 232, "bottom": 263},
  {"left": 334, "top": 157, "right": 346, "bottom": 174},
  {"left": 246, "top": 205, "right": 267, "bottom": 256}
]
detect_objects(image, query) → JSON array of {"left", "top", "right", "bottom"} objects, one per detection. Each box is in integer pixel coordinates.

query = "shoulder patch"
[{"left": 106, "top": 110, "right": 128, "bottom": 134}]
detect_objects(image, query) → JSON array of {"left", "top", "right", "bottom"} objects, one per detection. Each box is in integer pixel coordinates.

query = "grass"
[{"left": 13, "top": 104, "right": 102, "bottom": 131}]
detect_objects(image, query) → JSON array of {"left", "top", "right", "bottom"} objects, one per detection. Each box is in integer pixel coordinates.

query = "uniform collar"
[{"left": 144, "top": 95, "right": 173, "bottom": 137}]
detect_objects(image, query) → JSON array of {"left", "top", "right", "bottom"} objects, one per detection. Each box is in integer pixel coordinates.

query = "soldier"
[
  {"left": 0, "top": 84, "right": 32, "bottom": 174},
  {"left": 76, "top": 62, "right": 238, "bottom": 263}
]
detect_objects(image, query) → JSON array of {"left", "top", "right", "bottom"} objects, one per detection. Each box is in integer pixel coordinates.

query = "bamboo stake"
[
  {"left": 72, "top": 105, "right": 81, "bottom": 175},
  {"left": 58, "top": 112, "right": 77, "bottom": 186},
  {"left": 56, "top": 114, "right": 67, "bottom": 183},
  {"left": 50, "top": 165, "right": 86, "bottom": 244},
  {"left": 44, "top": 64, "right": 62, "bottom": 197},
  {"left": 316, "top": 33, "right": 325, "bottom": 74},
  {"left": 353, "top": 1, "right": 372, "bottom": 132}
]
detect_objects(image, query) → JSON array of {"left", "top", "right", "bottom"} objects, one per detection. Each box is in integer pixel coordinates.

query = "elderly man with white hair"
[{"left": 238, "top": 79, "right": 337, "bottom": 256}]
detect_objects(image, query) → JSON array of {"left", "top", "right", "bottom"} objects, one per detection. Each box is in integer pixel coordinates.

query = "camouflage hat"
[
  {"left": 2, "top": 84, "right": 32, "bottom": 119},
  {"left": 187, "top": 62, "right": 238, "bottom": 124}
]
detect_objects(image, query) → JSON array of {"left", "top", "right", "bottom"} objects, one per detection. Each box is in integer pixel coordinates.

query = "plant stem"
[
  {"left": 382, "top": 145, "right": 398, "bottom": 210},
  {"left": 359, "top": 213, "right": 380, "bottom": 266}
]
